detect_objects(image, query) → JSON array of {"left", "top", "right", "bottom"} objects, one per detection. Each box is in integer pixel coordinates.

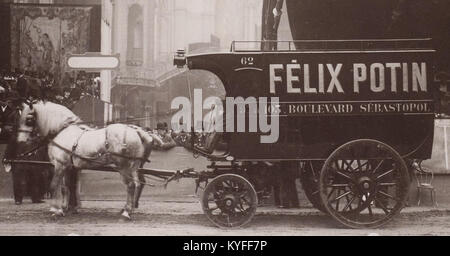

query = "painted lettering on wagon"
[
  {"left": 269, "top": 62, "right": 427, "bottom": 94},
  {"left": 284, "top": 101, "right": 433, "bottom": 116}
]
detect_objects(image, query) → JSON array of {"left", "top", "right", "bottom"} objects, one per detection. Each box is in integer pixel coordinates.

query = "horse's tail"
[{"left": 133, "top": 127, "right": 153, "bottom": 168}]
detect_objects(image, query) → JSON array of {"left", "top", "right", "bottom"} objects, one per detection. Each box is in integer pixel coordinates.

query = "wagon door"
[{"left": 225, "top": 54, "right": 284, "bottom": 160}]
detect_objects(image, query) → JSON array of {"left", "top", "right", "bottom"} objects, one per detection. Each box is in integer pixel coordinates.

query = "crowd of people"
[
  {"left": 143, "top": 122, "right": 208, "bottom": 151},
  {"left": 0, "top": 69, "right": 101, "bottom": 109}
]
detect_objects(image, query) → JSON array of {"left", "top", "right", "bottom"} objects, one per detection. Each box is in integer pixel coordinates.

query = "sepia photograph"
[{"left": 0, "top": 0, "right": 449, "bottom": 239}]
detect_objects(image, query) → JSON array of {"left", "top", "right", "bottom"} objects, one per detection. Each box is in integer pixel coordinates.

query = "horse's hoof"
[
  {"left": 121, "top": 210, "right": 131, "bottom": 221},
  {"left": 52, "top": 212, "right": 65, "bottom": 217},
  {"left": 50, "top": 208, "right": 65, "bottom": 217}
]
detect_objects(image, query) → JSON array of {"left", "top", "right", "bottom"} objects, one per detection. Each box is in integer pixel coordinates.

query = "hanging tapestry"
[{"left": 10, "top": 5, "right": 93, "bottom": 81}]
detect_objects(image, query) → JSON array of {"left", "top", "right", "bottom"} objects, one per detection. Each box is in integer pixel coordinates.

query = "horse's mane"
[{"left": 31, "top": 100, "right": 82, "bottom": 137}]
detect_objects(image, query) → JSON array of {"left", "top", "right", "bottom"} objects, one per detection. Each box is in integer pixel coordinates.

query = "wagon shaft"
[
  {"left": 2, "top": 159, "right": 198, "bottom": 180},
  {"left": 3, "top": 159, "right": 53, "bottom": 167}
]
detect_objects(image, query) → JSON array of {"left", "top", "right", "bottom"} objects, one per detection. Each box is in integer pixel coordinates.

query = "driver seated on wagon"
[{"left": 195, "top": 104, "right": 226, "bottom": 155}]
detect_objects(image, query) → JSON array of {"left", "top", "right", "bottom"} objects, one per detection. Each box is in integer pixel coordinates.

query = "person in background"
[
  {"left": 61, "top": 88, "right": 73, "bottom": 107},
  {"left": 16, "top": 73, "right": 43, "bottom": 100},
  {"left": 196, "top": 104, "right": 224, "bottom": 154},
  {"left": 0, "top": 88, "right": 22, "bottom": 204},
  {"left": 41, "top": 72, "right": 55, "bottom": 101},
  {"left": 69, "top": 79, "right": 81, "bottom": 102},
  {"left": 1, "top": 96, "right": 25, "bottom": 205},
  {"left": 275, "top": 162, "right": 300, "bottom": 208},
  {"left": 151, "top": 122, "right": 177, "bottom": 150},
  {"left": 5, "top": 141, "right": 26, "bottom": 205},
  {"left": 13, "top": 140, "right": 48, "bottom": 205},
  {"left": 1, "top": 94, "right": 47, "bottom": 205}
]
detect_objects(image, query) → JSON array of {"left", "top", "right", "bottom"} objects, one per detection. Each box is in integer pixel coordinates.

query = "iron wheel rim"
[
  {"left": 319, "top": 139, "right": 410, "bottom": 229},
  {"left": 201, "top": 174, "right": 258, "bottom": 228}
]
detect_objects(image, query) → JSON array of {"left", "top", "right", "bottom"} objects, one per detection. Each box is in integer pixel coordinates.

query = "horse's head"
[
  {"left": 17, "top": 100, "right": 81, "bottom": 144},
  {"left": 16, "top": 101, "right": 38, "bottom": 144}
]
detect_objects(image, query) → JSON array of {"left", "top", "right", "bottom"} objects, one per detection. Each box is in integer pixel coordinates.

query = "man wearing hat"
[{"left": 152, "top": 122, "right": 176, "bottom": 150}]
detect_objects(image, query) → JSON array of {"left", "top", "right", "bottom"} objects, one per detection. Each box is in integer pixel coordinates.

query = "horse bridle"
[
  {"left": 17, "top": 127, "right": 34, "bottom": 134},
  {"left": 16, "top": 98, "right": 39, "bottom": 133},
  {"left": 17, "top": 112, "right": 37, "bottom": 134}
]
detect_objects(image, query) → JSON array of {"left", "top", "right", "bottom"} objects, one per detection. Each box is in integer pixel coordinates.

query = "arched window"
[{"left": 127, "top": 4, "right": 143, "bottom": 66}]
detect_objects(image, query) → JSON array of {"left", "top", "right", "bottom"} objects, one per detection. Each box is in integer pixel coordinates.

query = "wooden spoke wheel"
[
  {"left": 319, "top": 139, "right": 410, "bottom": 229},
  {"left": 201, "top": 174, "right": 258, "bottom": 228},
  {"left": 300, "top": 161, "right": 327, "bottom": 213}
]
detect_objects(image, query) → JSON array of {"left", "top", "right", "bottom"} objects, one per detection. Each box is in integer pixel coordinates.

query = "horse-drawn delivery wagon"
[
  {"left": 172, "top": 38, "right": 437, "bottom": 229},
  {"left": 2, "top": 38, "right": 439, "bottom": 230}
]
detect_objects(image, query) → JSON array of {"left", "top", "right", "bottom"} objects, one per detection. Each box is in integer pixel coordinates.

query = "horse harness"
[
  {"left": 69, "top": 124, "right": 137, "bottom": 167},
  {"left": 18, "top": 118, "right": 151, "bottom": 168},
  {"left": 62, "top": 124, "right": 151, "bottom": 168},
  {"left": 70, "top": 125, "right": 90, "bottom": 167}
]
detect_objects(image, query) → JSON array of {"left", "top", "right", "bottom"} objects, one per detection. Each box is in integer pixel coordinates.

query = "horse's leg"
[
  {"left": 46, "top": 167, "right": 54, "bottom": 199},
  {"left": 120, "top": 172, "right": 135, "bottom": 220},
  {"left": 61, "top": 177, "right": 70, "bottom": 212},
  {"left": 73, "top": 169, "right": 82, "bottom": 213},
  {"left": 133, "top": 172, "right": 145, "bottom": 208},
  {"left": 49, "top": 163, "right": 65, "bottom": 217},
  {"left": 66, "top": 168, "right": 80, "bottom": 213}
]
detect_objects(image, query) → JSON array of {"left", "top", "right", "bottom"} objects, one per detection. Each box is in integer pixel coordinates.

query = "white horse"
[{"left": 16, "top": 100, "right": 157, "bottom": 219}]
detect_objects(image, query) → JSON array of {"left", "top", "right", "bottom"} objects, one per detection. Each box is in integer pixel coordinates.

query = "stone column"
[
  {"left": 101, "top": 0, "right": 113, "bottom": 123},
  {"left": 114, "top": 0, "right": 128, "bottom": 70},
  {"left": 143, "top": 1, "right": 155, "bottom": 69}
]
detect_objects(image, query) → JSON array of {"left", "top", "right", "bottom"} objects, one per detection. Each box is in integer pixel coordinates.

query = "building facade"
[
  {"left": 3, "top": 0, "right": 265, "bottom": 128},
  {"left": 104, "top": 0, "right": 263, "bottom": 128}
]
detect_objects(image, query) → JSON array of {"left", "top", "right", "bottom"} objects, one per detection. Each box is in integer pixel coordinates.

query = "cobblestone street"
[{"left": 1, "top": 198, "right": 450, "bottom": 236}]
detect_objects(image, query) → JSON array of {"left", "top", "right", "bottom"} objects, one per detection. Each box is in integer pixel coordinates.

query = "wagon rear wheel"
[
  {"left": 319, "top": 139, "right": 410, "bottom": 229},
  {"left": 201, "top": 174, "right": 258, "bottom": 228},
  {"left": 300, "top": 161, "right": 327, "bottom": 213}
]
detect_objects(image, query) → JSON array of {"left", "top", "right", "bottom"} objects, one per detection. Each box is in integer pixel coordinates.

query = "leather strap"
[{"left": 70, "top": 129, "right": 87, "bottom": 167}]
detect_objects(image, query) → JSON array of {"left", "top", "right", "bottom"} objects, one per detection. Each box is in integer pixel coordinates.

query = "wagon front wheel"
[
  {"left": 201, "top": 174, "right": 258, "bottom": 228},
  {"left": 319, "top": 139, "right": 410, "bottom": 229}
]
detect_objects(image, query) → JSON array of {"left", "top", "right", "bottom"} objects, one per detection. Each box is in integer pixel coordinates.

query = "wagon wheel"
[
  {"left": 301, "top": 160, "right": 374, "bottom": 215},
  {"left": 299, "top": 161, "right": 327, "bottom": 213},
  {"left": 201, "top": 174, "right": 258, "bottom": 228},
  {"left": 319, "top": 139, "right": 410, "bottom": 229}
]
